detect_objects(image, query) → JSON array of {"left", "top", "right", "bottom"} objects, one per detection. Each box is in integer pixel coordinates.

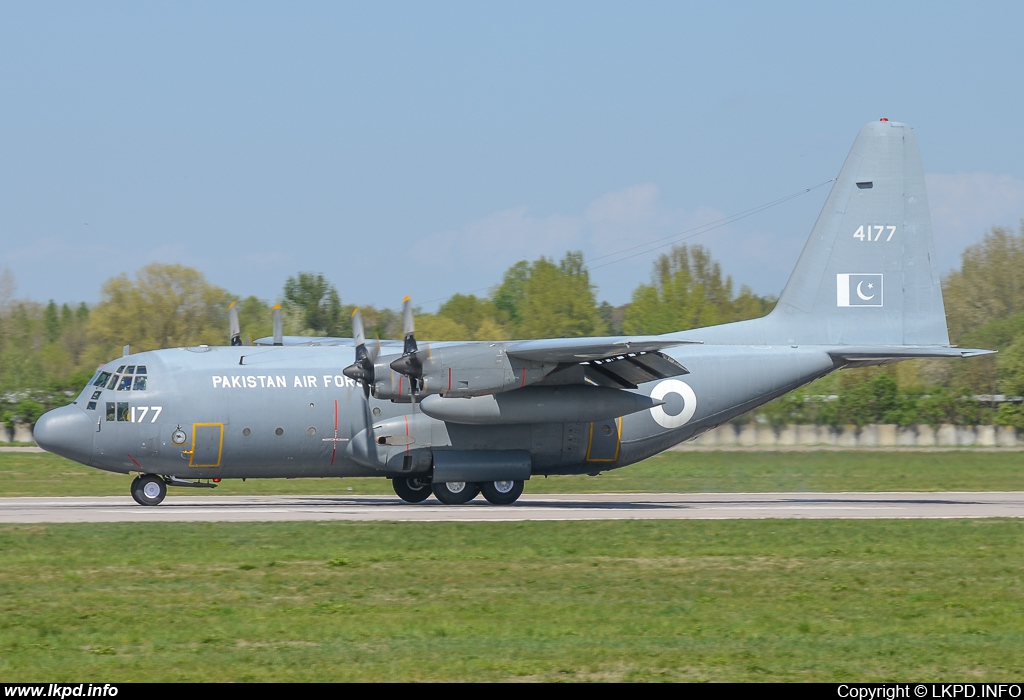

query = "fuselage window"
[
  {"left": 91, "top": 391, "right": 102, "bottom": 400},
  {"left": 125, "top": 366, "right": 136, "bottom": 375},
  {"left": 116, "top": 365, "right": 126, "bottom": 374},
  {"left": 86, "top": 401, "right": 97, "bottom": 411},
  {"left": 94, "top": 372, "right": 111, "bottom": 388},
  {"left": 136, "top": 365, "right": 147, "bottom": 374},
  {"left": 132, "top": 376, "right": 147, "bottom": 391},
  {"left": 116, "top": 402, "right": 129, "bottom": 422},
  {"left": 117, "top": 376, "right": 133, "bottom": 391},
  {"left": 106, "top": 402, "right": 115, "bottom": 421}
]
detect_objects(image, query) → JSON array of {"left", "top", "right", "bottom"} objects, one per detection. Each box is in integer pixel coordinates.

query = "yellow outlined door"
[
  {"left": 585, "top": 417, "right": 622, "bottom": 462},
  {"left": 190, "top": 423, "right": 224, "bottom": 467}
]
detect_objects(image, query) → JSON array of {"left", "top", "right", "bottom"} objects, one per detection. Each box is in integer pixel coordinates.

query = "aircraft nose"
[{"left": 33, "top": 405, "right": 96, "bottom": 465}]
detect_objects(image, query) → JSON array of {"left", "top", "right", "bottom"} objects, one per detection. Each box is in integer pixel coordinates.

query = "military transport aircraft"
[{"left": 33, "top": 120, "right": 990, "bottom": 506}]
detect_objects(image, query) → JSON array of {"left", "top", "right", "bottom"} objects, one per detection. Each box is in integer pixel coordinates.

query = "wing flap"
[{"left": 582, "top": 351, "right": 689, "bottom": 389}]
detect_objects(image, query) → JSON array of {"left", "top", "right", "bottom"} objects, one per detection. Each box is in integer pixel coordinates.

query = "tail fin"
[{"left": 766, "top": 119, "right": 949, "bottom": 346}]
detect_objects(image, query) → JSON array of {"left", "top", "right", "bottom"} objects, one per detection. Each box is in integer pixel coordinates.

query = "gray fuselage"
[{"left": 52, "top": 340, "right": 838, "bottom": 481}]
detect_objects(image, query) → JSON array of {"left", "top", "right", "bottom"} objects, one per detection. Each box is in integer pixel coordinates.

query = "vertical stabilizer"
[{"left": 764, "top": 120, "right": 948, "bottom": 346}]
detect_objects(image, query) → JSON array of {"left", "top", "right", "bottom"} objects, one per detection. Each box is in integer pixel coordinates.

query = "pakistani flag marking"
[{"left": 837, "top": 273, "right": 883, "bottom": 307}]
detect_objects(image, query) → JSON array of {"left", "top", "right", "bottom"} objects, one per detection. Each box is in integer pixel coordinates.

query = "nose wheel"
[{"left": 131, "top": 474, "right": 167, "bottom": 506}]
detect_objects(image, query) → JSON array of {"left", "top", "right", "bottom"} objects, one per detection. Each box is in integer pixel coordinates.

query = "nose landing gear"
[{"left": 130, "top": 474, "right": 167, "bottom": 506}]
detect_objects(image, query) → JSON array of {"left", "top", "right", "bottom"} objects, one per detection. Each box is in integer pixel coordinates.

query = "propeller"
[
  {"left": 389, "top": 296, "right": 423, "bottom": 394},
  {"left": 229, "top": 302, "right": 242, "bottom": 346},
  {"left": 272, "top": 305, "right": 283, "bottom": 346},
  {"left": 343, "top": 308, "right": 380, "bottom": 398}
]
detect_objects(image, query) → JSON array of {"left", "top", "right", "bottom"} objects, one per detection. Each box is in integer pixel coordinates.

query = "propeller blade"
[
  {"left": 343, "top": 308, "right": 374, "bottom": 398},
  {"left": 392, "top": 296, "right": 422, "bottom": 396},
  {"left": 229, "top": 302, "right": 242, "bottom": 346},
  {"left": 402, "top": 295, "right": 417, "bottom": 355},
  {"left": 352, "top": 307, "right": 366, "bottom": 351},
  {"left": 272, "top": 305, "right": 283, "bottom": 346}
]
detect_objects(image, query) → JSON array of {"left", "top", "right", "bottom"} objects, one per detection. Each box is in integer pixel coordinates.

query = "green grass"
[
  {"left": 0, "top": 519, "right": 1022, "bottom": 681},
  {"left": 3, "top": 450, "right": 1024, "bottom": 498}
]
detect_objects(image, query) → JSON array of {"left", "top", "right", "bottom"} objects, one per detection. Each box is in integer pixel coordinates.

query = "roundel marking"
[{"left": 649, "top": 379, "right": 697, "bottom": 429}]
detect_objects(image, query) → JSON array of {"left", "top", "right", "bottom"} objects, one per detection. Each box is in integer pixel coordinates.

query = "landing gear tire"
[
  {"left": 131, "top": 474, "right": 167, "bottom": 506},
  {"left": 392, "top": 476, "right": 432, "bottom": 503},
  {"left": 431, "top": 480, "right": 480, "bottom": 505},
  {"left": 481, "top": 479, "right": 524, "bottom": 505}
]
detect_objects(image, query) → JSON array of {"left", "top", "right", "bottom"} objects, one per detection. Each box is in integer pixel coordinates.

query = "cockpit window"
[{"left": 94, "top": 367, "right": 149, "bottom": 392}]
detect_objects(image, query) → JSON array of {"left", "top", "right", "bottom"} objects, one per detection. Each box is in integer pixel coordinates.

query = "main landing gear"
[
  {"left": 130, "top": 474, "right": 167, "bottom": 506},
  {"left": 392, "top": 477, "right": 525, "bottom": 506},
  {"left": 392, "top": 476, "right": 432, "bottom": 503},
  {"left": 480, "top": 479, "right": 525, "bottom": 505},
  {"left": 431, "top": 480, "right": 481, "bottom": 505}
]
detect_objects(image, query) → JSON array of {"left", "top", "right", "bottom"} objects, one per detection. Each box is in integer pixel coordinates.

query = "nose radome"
[{"left": 33, "top": 405, "right": 95, "bottom": 466}]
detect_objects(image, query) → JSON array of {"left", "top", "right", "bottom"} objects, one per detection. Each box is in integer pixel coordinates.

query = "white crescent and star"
[{"left": 856, "top": 280, "right": 875, "bottom": 301}]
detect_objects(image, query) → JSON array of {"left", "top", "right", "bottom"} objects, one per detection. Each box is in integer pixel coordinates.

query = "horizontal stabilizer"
[
  {"left": 828, "top": 346, "right": 995, "bottom": 366},
  {"left": 829, "top": 346, "right": 995, "bottom": 360}
]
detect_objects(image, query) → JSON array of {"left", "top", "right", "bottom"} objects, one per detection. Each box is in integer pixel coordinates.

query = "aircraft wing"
[
  {"left": 506, "top": 336, "right": 697, "bottom": 390},
  {"left": 253, "top": 335, "right": 406, "bottom": 350},
  {"left": 505, "top": 336, "right": 699, "bottom": 362},
  {"left": 253, "top": 335, "right": 355, "bottom": 346}
]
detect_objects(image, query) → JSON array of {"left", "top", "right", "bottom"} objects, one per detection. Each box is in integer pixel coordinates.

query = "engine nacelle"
[
  {"left": 373, "top": 343, "right": 556, "bottom": 401},
  {"left": 370, "top": 355, "right": 415, "bottom": 402},
  {"left": 347, "top": 412, "right": 451, "bottom": 472}
]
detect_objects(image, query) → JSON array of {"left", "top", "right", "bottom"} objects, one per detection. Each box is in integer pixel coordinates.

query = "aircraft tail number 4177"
[{"left": 34, "top": 120, "right": 991, "bottom": 506}]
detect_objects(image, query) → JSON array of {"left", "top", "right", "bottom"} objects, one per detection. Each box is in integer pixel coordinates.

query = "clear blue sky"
[{"left": 2, "top": 1, "right": 1023, "bottom": 312}]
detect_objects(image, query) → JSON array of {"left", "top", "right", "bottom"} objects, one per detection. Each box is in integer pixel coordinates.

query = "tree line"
[{"left": 2, "top": 222, "right": 1023, "bottom": 428}]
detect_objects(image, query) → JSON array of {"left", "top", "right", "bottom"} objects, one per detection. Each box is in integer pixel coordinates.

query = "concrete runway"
[{"left": 2, "top": 491, "right": 1023, "bottom": 523}]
